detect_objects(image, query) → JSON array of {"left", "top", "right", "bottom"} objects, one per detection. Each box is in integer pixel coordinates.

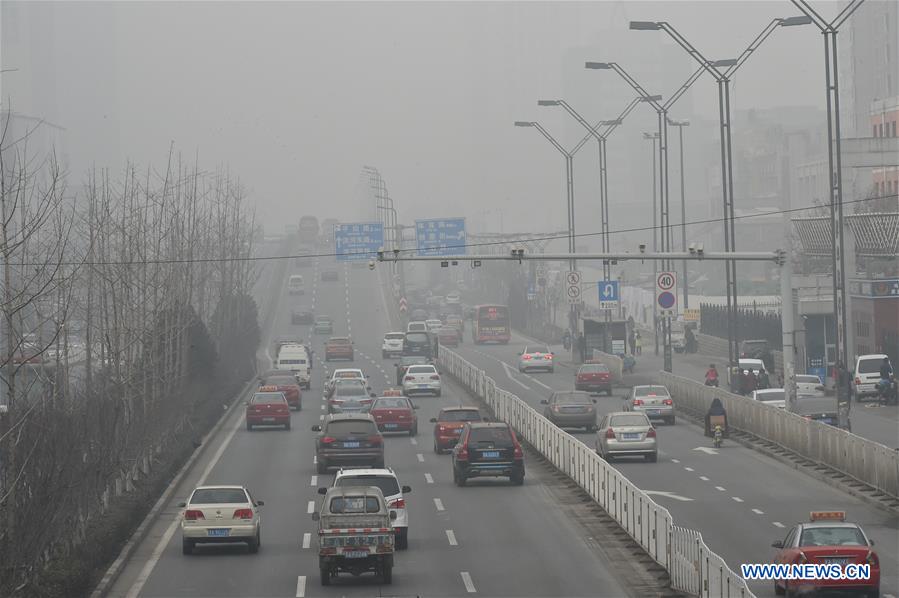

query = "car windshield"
[
  {"left": 251, "top": 392, "right": 285, "bottom": 404},
  {"left": 440, "top": 410, "right": 481, "bottom": 422},
  {"left": 334, "top": 371, "right": 363, "bottom": 379},
  {"left": 468, "top": 426, "right": 514, "bottom": 447},
  {"left": 329, "top": 338, "right": 350, "bottom": 345},
  {"left": 526, "top": 346, "right": 549, "bottom": 354},
  {"left": 329, "top": 496, "right": 381, "bottom": 514},
  {"left": 857, "top": 359, "right": 883, "bottom": 374},
  {"left": 634, "top": 386, "right": 669, "bottom": 397},
  {"left": 609, "top": 414, "right": 650, "bottom": 427},
  {"left": 335, "top": 476, "right": 400, "bottom": 497},
  {"left": 798, "top": 526, "right": 866, "bottom": 547},
  {"left": 405, "top": 333, "right": 430, "bottom": 344},
  {"left": 408, "top": 365, "right": 436, "bottom": 374},
  {"left": 325, "top": 420, "right": 377, "bottom": 435},
  {"left": 372, "top": 398, "right": 410, "bottom": 409},
  {"left": 553, "top": 392, "right": 592, "bottom": 405},
  {"left": 191, "top": 488, "right": 248, "bottom": 504},
  {"left": 756, "top": 390, "right": 785, "bottom": 401},
  {"left": 385, "top": 333, "right": 405, "bottom": 340},
  {"left": 579, "top": 364, "right": 609, "bottom": 374}
]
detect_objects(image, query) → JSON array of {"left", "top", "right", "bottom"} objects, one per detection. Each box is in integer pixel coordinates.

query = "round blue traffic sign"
[{"left": 658, "top": 291, "right": 675, "bottom": 309}]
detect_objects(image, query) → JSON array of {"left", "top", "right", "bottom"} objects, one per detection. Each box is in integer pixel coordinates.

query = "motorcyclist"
[
  {"left": 704, "top": 364, "right": 719, "bottom": 387},
  {"left": 705, "top": 397, "right": 727, "bottom": 437},
  {"left": 878, "top": 357, "right": 895, "bottom": 404}
]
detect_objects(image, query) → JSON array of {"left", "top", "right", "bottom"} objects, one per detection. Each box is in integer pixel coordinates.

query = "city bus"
[
  {"left": 472, "top": 305, "right": 511, "bottom": 344},
  {"left": 298, "top": 215, "right": 319, "bottom": 246}
]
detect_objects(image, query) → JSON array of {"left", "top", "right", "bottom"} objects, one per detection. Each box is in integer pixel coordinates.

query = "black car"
[
  {"left": 321, "top": 270, "right": 339, "bottom": 282},
  {"left": 403, "top": 331, "right": 432, "bottom": 359},
  {"left": 452, "top": 422, "right": 524, "bottom": 486},
  {"left": 291, "top": 307, "right": 314, "bottom": 325},
  {"left": 311, "top": 414, "right": 384, "bottom": 474},
  {"left": 395, "top": 355, "right": 432, "bottom": 386}
]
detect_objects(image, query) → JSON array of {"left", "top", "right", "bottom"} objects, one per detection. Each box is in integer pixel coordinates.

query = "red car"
[
  {"left": 430, "top": 407, "right": 484, "bottom": 454},
  {"left": 575, "top": 362, "right": 613, "bottom": 395},
  {"left": 437, "top": 327, "right": 460, "bottom": 347},
  {"left": 325, "top": 337, "right": 354, "bottom": 361},
  {"left": 771, "top": 511, "right": 880, "bottom": 597},
  {"left": 369, "top": 396, "right": 419, "bottom": 435},
  {"left": 259, "top": 374, "right": 302, "bottom": 410},
  {"left": 246, "top": 389, "right": 291, "bottom": 431}
]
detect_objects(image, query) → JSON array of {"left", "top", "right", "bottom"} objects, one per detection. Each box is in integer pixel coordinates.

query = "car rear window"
[
  {"left": 329, "top": 338, "right": 351, "bottom": 345},
  {"left": 799, "top": 526, "right": 866, "bottom": 547},
  {"left": 373, "top": 398, "right": 410, "bottom": 409},
  {"left": 191, "top": 488, "right": 248, "bottom": 504},
  {"left": 266, "top": 376, "right": 297, "bottom": 386},
  {"left": 857, "top": 358, "right": 882, "bottom": 374},
  {"left": 527, "top": 346, "right": 549, "bottom": 354},
  {"left": 440, "top": 410, "right": 481, "bottom": 422},
  {"left": 553, "top": 392, "right": 592, "bottom": 404},
  {"left": 579, "top": 364, "right": 609, "bottom": 374},
  {"left": 385, "top": 333, "right": 405, "bottom": 340},
  {"left": 279, "top": 358, "right": 306, "bottom": 365},
  {"left": 468, "top": 426, "right": 514, "bottom": 447},
  {"left": 326, "top": 420, "right": 377, "bottom": 435},
  {"left": 634, "top": 386, "right": 669, "bottom": 397},
  {"left": 405, "top": 332, "right": 429, "bottom": 344},
  {"left": 408, "top": 365, "right": 437, "bottom": 374},
  {"left": 609, "top": 414, "right": 650, "bottom": 427},
  {"left": 335, "top": 476, "right": 400, "bottom": 497},
  {"left": 329, "top": 496, "right": 381, "bottom": 514},
  {"left": 334, "top": 371, "right": 362, "bottom": 378},
  {"left": 251, "top": 392, "right": 286, "bottom": 404}
]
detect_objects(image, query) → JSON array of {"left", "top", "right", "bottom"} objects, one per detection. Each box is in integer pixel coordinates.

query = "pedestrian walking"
[{"left": 634, "top": 332, "right": 642, "bottom": 356}]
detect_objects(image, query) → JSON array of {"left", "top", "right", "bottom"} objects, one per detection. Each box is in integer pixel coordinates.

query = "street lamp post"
[
  {"left": 644, "top": 131, "right": 661, "bottom": 357},
  {"left": 668, "top": 118, "right": 691, "bottom": 309},
  {"left": 630, "top": 15, "right": 813, "bottom": 367}
]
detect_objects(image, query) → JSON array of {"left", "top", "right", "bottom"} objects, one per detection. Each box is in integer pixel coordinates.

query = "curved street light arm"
[
  {"left": 603, "top": 97, "right": 643, "bottom": 138},
  {"left": 557, "top": 100, "right": 605, "bottom": 142},
  {"left": 608, "top": 63, "right": 664, "bottom": 111},
  {"left": 530, "top": 122, "right": 570, "bottom": 157},
  {"left": 664, "top": 64, "right": 707, "bottom": 110},
  {"left": 724, "top": 18, "right": 785, "bottom": 78},
  {"left": 657, "top": 22, "right": 724, "bottom": 81},
  {"left": 833, "top": 0, "right": 865, "bottom": 29}
]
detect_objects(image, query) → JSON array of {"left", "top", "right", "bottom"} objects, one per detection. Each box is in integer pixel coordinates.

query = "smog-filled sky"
[{"left": 3, "top": 1, "right": 829, "bottom": 231}]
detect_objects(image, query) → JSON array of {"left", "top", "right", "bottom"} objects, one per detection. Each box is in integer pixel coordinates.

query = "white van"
[
  {"left": 277, "top": 343, "right": 311, "bottom": 389},
  {"left": 853, "top": 353, "right": 888, "bottom": 401},
  {"left": 287, "top": 275, "right": 305, "bottom": 295}
]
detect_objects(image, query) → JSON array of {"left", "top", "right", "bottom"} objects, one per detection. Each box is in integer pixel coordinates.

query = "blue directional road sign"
[
  {"left": 598, "top": 280, "right": 619, "bottom": 309},
  {"left": 334, "top": 222, "right": 384, "bottom": 262},
  {"left": 415, "top": 218, "right": 466, "bottom": 256}
]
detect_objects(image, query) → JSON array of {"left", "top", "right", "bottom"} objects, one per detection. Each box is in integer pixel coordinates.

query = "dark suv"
[
  {"left": 312, "top": 414, "right": 384, "bottom": 474},
  {"left": 402, "top": 331, "right": 432, "bottom": 359},
  {"left": 451, "top": 422, "right": 524, "bottom": 486}
]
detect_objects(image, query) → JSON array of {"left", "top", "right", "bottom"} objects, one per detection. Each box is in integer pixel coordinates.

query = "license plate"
[
  {"left": 482, "top": 451, "right": 500, "bottom": 459},
  {"left": 384, "top": 423, "right": 398, "bottom": 429},
  {"left": 622, "top": 433, "right": 640, "bottom": 440},
  {"left": 825, "top": 557, "right": 848, "bottom": 566},
  {"left": 343, "top": 550, "right": 369, "bottom": 559},
  {"left": 207, "top": 528, "right": 230, "bottom": 537},
  {"left": 418, "top": 384, "right": 429, "bottom": 389},
  {"left": 646, "top": 409, "right": 660, "bottom": 416},
  {"left": 343, "top": 441, "right": 360, "bottom": 448},
  {"left": 263, "top": 417, "right": 276, "bottom": 423}
]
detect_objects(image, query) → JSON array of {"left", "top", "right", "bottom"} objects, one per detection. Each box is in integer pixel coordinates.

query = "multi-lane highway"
[
  {"left": 102, "top": 249, "right": 661, "bottom": 598},
  {"left": 448, "top": 329, "right": 899, "bottom": 598}
]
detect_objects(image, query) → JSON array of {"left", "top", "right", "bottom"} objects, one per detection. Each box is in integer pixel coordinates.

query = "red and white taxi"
[
  {"left": 369, "top": 396, "right": 418, "bottom": 436},
  {"left": 575, "top": 362, "right": 613, "bottom": 395},
  {"left": 771, "top": 511, "right": 880, "bottom": 597}
]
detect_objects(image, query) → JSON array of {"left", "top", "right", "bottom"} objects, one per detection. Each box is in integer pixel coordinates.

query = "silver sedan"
[
  {"left": 517, "top": 345, "right": 554, "bottom": 373},
  {"left": 595, "top": 412, "right": 658, "bottom": 462},
  {"left": 624, "top": 385, "right": 675, "bottom": 425}
]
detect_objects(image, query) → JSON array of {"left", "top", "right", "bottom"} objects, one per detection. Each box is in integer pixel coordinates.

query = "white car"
[
  {"left": 325, "top": 368, "right": 367, "bottom": 394},
  {"left": 330, "top": 468, "right": 411, "bottom": 549},
  {"left": 407, "top": 321, "right": 427, "bottom": 333},
  {"left": 751, "top": 388, "right": 786, "bottom": 409},
  {"left": 401, "top": 364, "right": 441, "bottom": 396},
  {"left": 178, "top": 485, "right": 263, "bottom": 555},
  {"left": 382, "top": 332, "right": 405, "bottom": 358},
  {"left": 795, "top": 374, "right": 825, "bottom": 396},
  {"left": 445, "top": 291, "right": 461, "bottom": 305},
  {"left": 853, "top": 353, "right": 889, "bottom": 401},
  {"left": 424, "top": 319, "right": 442, "bottom": 333}
]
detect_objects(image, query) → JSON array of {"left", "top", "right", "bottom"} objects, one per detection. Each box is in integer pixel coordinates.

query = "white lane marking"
[
  {"left": 307, "top": 500, "right": 315, "bottom": 513},
  {"left": 417, "top": 453, "right": 424, "bottom": 462},
  {"left": 684, "top": 466, "right": 694, "bottom": 472},
  {"left": 313, "top": 455, "right": 318, "bottom": 464},
  {"left": 410, "top": 438, "right": 418, "bottom": 445},
  {"left": 523, "top": 372, "right": 552, "bottom": 390},
  {"left": 124, "top": 413, "right": 244, "bottom": 598},
  {"left": 319, "top": 414, "right": 324, "bottom": 421},
  {"left": 693, "top": 446, "right": 719, "bottom": 455},
  {"left": 320, "top": 404, "right": 325, "bottom": 410},
  {"left": 446, "top": 529, "right": 458, "bottom": 546},
  {"left": 715, "top": 486, "right": 726, "bottom": 492},
  {"left": 732, "top": 496, "right": 744, "bottom": 503},
  {"left": 302, "top": 533, "right": 311, "bottom": 549},
  {"left": 752, "top": 508, "right": 764, "bottom": 515},
  {"left": 501, "top": 361, "right": 531, "bottom": 390},
  {"left": 310, "top": 475, "right": 318, "bottom": 487},
  {"left": 296, "top": 575, "right": 306, "bottom": 597},
  {"left": 644, "top": 490, "right": 693, "bottom": 502},
  {"left": 434, "top": 498, "right": 445, "bottom": 511},
  {"left": 425, "top": 473, "right": 434, "bottom": 484},
  {"left": 461, "top": 571, "right": 476, "bottom": 593},
  {"left": 671, "top": 458, "right": 680, "bottom": 464},
  {"left": 773, "top": 521, "right": 785, "bottom": 528},
  {"left": 699, "top": 475, "right": 710, "bottom": 481}
]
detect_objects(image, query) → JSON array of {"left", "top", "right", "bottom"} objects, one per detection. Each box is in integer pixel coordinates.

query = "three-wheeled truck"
[{"left": 313, "top": 485, "right": 396, "bottom": 586}]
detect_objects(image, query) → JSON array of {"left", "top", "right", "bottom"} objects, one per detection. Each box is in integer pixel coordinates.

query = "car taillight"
[
  {"left": 321, "top": 436, "right": 336, "bottom": 444},
  {"left": 233, "top": 508, "right": 253, "bottom": 520},
  {"left": 430, "top": 375, "right": 440, "bottom": 380},
  {"left": 647, "top": 428, "right": 657, "bottom": 438},
  {"left": 404, "top": 376, "right": 414, "bottom": 381},
  {"left": 865, "top": 551, "right": 879, "bottom": 567},
  {"left": 633, "top": 399, "right": 644, "bottom": 406},
  {"left": 605, "top": 428, "right": 616, "bottom": 439},
  {"left": 545, "top": 354, "right": 552, "bottom": 360},
  {"left": 457, "top": 444, "right": 469, "bottom": 460},
  {"left": 854, "top": 377, "right": 861, "bottom": 385},
  {"left": 797, "top": 551, "right": 808, "bottom": 564},
  {"left": 389, "top": 498, "right": 406, "bottom": 509},
  {"left": 551, "top": 405, "right": 562, "bottom": 412},
  {"left": 513, "top": 444, "right": 523, "bottom": 459},
  {"left": 522, "top": 354, "right": 531, "bottom": 360},
  {"left": 184, "top": 509, "right": 205, "bottom": 521},
  {"left": 368, "top": 435, "right": 383, "bottom": 445},
  {"left": 437, "top": 425, "right": 447, "bottom": 432},
  {"left": 663, "top": 399, "right": 673, "bottom": 405}
]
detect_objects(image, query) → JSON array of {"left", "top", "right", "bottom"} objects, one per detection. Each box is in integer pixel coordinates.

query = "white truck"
[
  {"left": 276, "top": 342, "right": 311, "bottom": 389},
  {"left": 313, "top": 486, "right": 396, "bottom": 586}
]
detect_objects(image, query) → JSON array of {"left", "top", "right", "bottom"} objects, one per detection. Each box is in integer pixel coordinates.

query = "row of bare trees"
[{"left": 0, "top": 111, "right": 261, "bottom": 596}]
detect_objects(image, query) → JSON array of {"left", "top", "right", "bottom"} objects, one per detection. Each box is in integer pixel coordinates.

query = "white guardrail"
[
  {"left": 439, "top": 348, "right": 754, "bottom": 598},
  {"left": 657, "top": 372, "right": 899, "bottom": 498}
]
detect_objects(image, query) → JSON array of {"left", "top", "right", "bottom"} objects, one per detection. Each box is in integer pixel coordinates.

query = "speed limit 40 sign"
[{"left": 656, "top": 271, "right": 677, "bottom": 316}]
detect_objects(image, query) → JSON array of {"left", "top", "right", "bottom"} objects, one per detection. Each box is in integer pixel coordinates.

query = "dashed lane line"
[
  {"left": 434, "top": 498, "right": 445, "bottom": 511},
  {"left": 461, "top": 571, "right": 476, "bottom": 593},
  {"left": 417, "top": 453, "right": 424, "bottom": 462},
  {"left": 446, "top": 529, "right": 458, "bottom": 546},
  {"left": 773, "top": 522, "right": 785, "bottom": 528},
  {"left": 425, "top": 473, "right": 434, "bottom": 484},
  {"left": 684, "top": 466, "right": 694, "bottom": 472},
  {"left": 714, "top": 486, "right": 726, "bottom": 492},
  {"left": 732, "top": 497, "right": 744, "bottom": 503},
  {"left": 310, "top": 475, "right": 317, "bottom": 487},
  {"left": 307, "top": 500, "right": 315, "bottom": 514},
  {"left": 302, "top": 533, "right": 311, "bottom": 549},
  {"left": 411, "top": 438, "right": 418, "bottom": 446},
  {"left": 752, "top": 508, "right": 764, "bottom": 515},
  {"left": 699, "top": 476, "right": 710, "bottom": 481},
  {"left": 671, "top": 459, "right": 680, "bottom": 464},
  {"left": 296, "top": 575, "right": 306, "bottom": 598}
]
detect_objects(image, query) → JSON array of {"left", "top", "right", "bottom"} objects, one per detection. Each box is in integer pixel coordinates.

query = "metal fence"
[
  {"left": 699, "top": 303, "right": 783, "bottom": 350},
  {"left": 657, "top": 372, "right": 899, "bottom": 498},
  {"left": 439, "top": 348, "right": 754, "bottom": 598}
]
